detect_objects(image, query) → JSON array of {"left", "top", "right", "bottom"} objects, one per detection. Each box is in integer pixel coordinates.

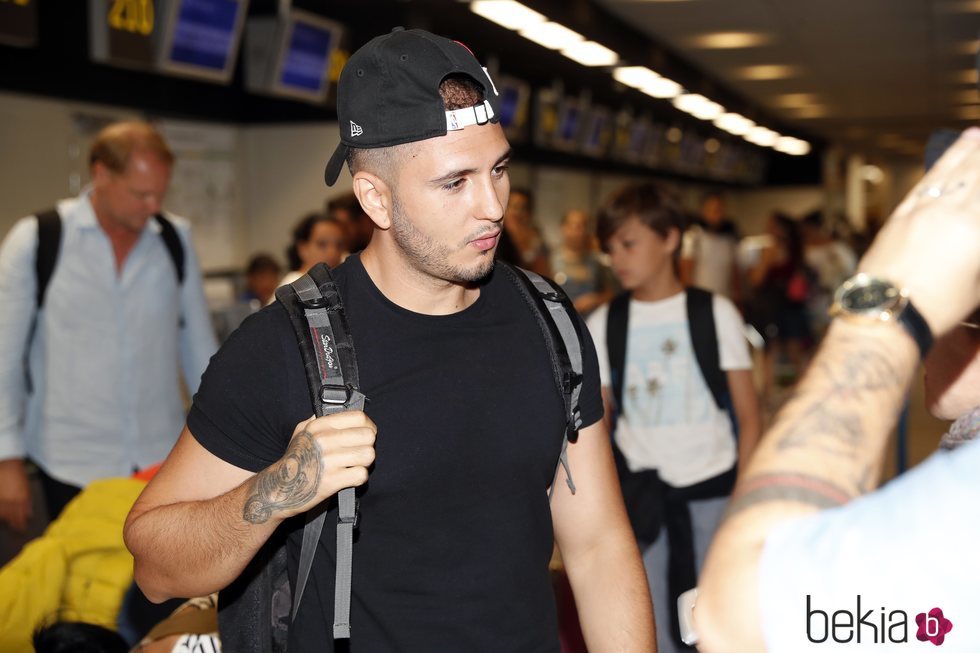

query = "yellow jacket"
[{"left": 0, "top": 478, "right": 145, "bottom": 653}]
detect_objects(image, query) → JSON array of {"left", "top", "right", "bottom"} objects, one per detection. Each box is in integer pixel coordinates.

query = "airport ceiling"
[{"left": 581, "top": 0, "right": 980, "bottom": 160}]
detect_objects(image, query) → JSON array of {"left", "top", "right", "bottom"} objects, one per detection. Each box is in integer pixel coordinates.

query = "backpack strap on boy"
[
  {"left": 496, "top": 262, "right": 584, "bottom": 499},
  {"left": 275, "top": 263, "right": 365, "bottom": 640},
  {"left": 685, "top": 286, "right": 726, "bottom": 411},
  {"left": 34, "top": 209, "right": 185, "bottom": 309}
]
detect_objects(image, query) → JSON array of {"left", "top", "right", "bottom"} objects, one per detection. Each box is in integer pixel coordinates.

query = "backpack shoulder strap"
[
  {"left": 685, "top": 286, "right": 726, "bottom": 410},
  {"left": 606, "top": 291, "right": 631, "bottom": 416},
  {"left": 496, "top": 261, "right": 584, "bottom": 500},
  {"left": 154, "top": 213, "right": 185, "bottom": 285},
  {"left": 35, "top": 208, "right": 62, "bottom": 309},
  {"left": 274, "top": 262, "right": 364, "bottom": 640}
]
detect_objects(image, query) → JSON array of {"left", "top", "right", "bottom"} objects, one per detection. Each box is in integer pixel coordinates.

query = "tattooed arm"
[
  {"left": 694, "top": 128, "right": 980, "bottom": 653},
  {"left": 124, "top": 412, "right": 376, "bottom": 602}
]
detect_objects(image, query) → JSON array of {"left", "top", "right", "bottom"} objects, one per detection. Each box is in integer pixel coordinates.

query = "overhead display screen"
[{"left": 158, "top": 0, "right": 248, "bottom": 82}]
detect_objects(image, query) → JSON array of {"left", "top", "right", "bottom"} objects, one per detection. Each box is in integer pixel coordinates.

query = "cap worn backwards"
[{"left": 324, "top": 27, "right": 502, "bottom": 186}]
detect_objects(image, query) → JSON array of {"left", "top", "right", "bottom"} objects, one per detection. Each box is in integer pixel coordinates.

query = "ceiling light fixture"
[
  {"left": 672, "top": 93, "right": 724, "bottom": 120},
  {"left": 562, "top": 40, "right": 619, "bottom": 66},
  {"left": 519, "top": 21, "right": 584, "bottom": 50},
  {"left": 613, "top": 66, "right": 682, "bottom": 99},
  {"left": 714, "top": 112, "right": 755, "bottom": 135},
  {"left": 690, "top": 32, "right": 774, "bottom": 49},
  {"left": 745, "top": 126, "right": 779, "bottom": 147},
  {"left": 469, "top": 0, "right": 546, "bottom": 31},
  {"left": 775, "top": 136, "right": 811, "bottom": 156},
  {"left": 737, "top": 64, "right": 801, "bottom": 80}
]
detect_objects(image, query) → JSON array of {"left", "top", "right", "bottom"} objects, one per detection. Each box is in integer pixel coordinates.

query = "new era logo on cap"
[{"left": 350, "top": 121, "right": 363, "bottom": 137}]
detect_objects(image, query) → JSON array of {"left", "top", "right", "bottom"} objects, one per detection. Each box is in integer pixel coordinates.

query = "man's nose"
[{"left": 475, "top": 179, "right": 504, "bottom": 222}]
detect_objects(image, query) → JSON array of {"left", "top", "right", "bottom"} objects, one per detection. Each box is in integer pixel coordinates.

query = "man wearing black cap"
[{"left": 125, "top": 28, "right": 655, "bottom": 652}]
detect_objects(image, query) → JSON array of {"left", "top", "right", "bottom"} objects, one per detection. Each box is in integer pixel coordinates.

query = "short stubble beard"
[{"left": 389, "top": 194, "right": 496, "bottom": 284}]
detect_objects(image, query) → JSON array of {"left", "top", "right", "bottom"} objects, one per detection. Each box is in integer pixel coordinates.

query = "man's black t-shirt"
[{"left": 188, "top": 255, "right": 603, "bottom": 652}]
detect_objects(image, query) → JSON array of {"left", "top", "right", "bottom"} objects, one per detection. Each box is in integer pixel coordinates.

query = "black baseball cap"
[{"left": 324, "top": 27, "right": 502, "bottom": 186}]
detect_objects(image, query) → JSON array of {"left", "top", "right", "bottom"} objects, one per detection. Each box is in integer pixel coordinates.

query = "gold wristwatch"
[{"left": 829, "top": 273, "right": 933, "bottom": 358}]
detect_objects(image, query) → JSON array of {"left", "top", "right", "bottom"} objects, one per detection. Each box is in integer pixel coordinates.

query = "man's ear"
[{"left": 352, "top": 172, "right": 392, "bottom": 230}]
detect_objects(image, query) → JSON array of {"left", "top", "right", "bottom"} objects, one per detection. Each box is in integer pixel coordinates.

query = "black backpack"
[
  {"left": 33, "top": 207, "right": 184, "bottom": 308},
  {"left": 217, "top": 261, "right": 586, "bottom": 652}
]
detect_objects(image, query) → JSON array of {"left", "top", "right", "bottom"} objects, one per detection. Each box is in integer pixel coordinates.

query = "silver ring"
[{"left": 919, "top": 180, "right": 966, "bottom": 198}]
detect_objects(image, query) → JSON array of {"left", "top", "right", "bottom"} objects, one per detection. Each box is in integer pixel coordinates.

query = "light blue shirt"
[
  {"left": 0, "top": 192, "right": 217, "bottom": 486},
  {"left": 758, "top": 437, "right": 980, "bottom": 651}
]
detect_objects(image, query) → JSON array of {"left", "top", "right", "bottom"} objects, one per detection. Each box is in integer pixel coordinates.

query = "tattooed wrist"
[
  {"left": 243, "top": 429, "right": 322, "bottom": 524},
  {"left": 724, "top": 472, "right": 854, "bottom": 522}
]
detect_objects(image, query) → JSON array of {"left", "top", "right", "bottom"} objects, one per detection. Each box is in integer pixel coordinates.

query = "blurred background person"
[
  {"left": 801, "top": 210, "right": 857, "bottom": 338},
  {"left": 551, "top": 208, "right": 616, "bottom": 316},
  {"left": 500, "top": 187, "right": 551, "bottom": 277},
  {"left": 681, "top": 192, "right": 742, "bottom": 303},
  {"left": 326, "top": 191, "right": 373, "bottom": 254},
  {"left": 240, "top": 253, "right": 281, "bottom": 308},
  {"left": 746, "top": 212, "right": 813, "bottom": 400},
  {"left": 0, "top": 120, "right": 216, "bottom": 534},
  {"left": 279, "top": 212, "right": 347, "bottom": 290}
]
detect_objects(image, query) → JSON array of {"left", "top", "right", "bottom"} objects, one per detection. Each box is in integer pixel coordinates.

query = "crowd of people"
[{"left": 0, "top": 25, "right": 976, "bottom": 653}]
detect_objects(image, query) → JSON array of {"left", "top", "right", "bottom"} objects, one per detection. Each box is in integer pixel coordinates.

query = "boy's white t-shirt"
[{"left": 587, "top": 291, "right": 751, "bottom": 487}]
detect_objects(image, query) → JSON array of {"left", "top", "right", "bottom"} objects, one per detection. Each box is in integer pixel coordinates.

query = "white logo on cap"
[{"left": 350, "top": 121, "right": 363, "bottom": 137}]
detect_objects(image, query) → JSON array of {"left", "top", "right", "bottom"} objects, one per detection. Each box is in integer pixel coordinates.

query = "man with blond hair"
[{"left": 0, "top": 120, "right": 216, "bottom": 530}]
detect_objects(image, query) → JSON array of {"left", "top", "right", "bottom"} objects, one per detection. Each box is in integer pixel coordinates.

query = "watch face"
[
  {"left": 835, "top": 274, "right": 907, "bottom": 320},
  {"left": 842, "top": 278, "right": 900, "bottom": 311}
]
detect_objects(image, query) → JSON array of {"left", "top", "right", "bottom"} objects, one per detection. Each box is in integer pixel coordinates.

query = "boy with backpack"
[{"left": 586, "top": 182, "right": 761, "bottom": 652}]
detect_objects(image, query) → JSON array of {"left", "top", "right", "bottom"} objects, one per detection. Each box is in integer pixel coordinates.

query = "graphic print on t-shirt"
[{"left": 623, "top": 321, "right": 715, "bottom": 427}]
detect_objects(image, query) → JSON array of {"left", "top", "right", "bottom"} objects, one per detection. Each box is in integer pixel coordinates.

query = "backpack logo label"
[
  {"left": 320, "top": 333, "right": 338, "bottom": 371},
  {"left": 350, "top": 121, "right": 363, "bottom": 137}
]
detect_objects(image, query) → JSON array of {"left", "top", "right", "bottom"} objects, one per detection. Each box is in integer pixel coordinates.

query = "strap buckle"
[
  {"left": 321, "top": 383, "right": 353, "bottom": 406},
  {"left": 566, "top": 409, "right": 583, "bottom": 443},
  {"left": 338, "top": 498, "right": 360, "bottom": 528}
]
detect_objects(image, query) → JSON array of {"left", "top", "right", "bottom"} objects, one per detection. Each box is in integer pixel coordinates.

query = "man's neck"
[{"left": 359, "top": 245, "right": 482, "bottom": 316}]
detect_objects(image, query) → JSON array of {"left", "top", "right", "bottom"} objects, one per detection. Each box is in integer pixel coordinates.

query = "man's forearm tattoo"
[
  {"left": 772, "top": 335, "right": 905, "bottom": 457},
  {"left": 243, "top": 429, "right": 322, "bottom": 524},
  {"left": 724, "top": 471, "right": 858, "bottom": 521},
  {"left": 724, "top": 333, "right": 910, "bottom": 523}
]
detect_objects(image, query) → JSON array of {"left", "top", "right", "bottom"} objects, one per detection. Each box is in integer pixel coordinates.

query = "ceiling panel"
[{"left": 595, "top": 0, "right": 980, "bottom": 157}]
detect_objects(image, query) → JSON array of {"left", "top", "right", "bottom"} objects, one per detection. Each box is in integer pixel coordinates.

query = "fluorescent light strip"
[
  {"left": 470, "top": 0, "right": 545, "bottom": 30},
  {"left": 562, "top": 40, "right": 619, "bottom": 66},
  {"left": 714, "top": 112, "right": 755, "bottom": 135},
  {"left": 519, "top": 21, "right": 584, "bottom": 50},
  {"left": 613, "top": 65, "right": 662, "bottom": 88},
  {"left": 673, "top": 93, "right": 724, "bottom": 120}
]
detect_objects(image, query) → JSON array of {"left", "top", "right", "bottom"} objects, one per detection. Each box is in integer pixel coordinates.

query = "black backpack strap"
[
  {"left": 275, "top": 263, "right": 365, "bottom": 640},
  {"left": 497, "top": 262, "right": 584, "bottom": 500},
  {"left": 35, "top": 208, "right": 62, "bottom": 309},
  {"left": 154, "top": 214, "right": 185, "bottom": 285},
  {"left": 606, "top": 291, "right": 631, "bottom": 416},
  {"left": 685, "top": 286, "right": 726, "bottom": 411}
]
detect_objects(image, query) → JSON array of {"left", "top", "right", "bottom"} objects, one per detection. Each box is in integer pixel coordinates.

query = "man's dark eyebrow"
[{"left": 428, "top": 148, "right": 513, "bottom": 186}]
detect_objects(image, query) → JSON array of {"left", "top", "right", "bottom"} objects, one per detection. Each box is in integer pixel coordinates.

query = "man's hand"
[
  {"left": 241, "top": 411, "right": 377, "bottom": 524},
  {"left": 0, "top": 458, "right": 32, "bottom": 532},
  {"left": 859, "top": 126, "right": 980, "bottom": 336}
]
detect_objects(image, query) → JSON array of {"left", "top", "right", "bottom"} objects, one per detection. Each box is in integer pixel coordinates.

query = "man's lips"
[{"left": 469, "top": 230, "right": 500, "bottom": 251}]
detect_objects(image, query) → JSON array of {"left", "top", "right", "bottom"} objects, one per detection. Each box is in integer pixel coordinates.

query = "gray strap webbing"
[
  {"left": 285, "top": 271, "right": 364, "bottom": 640},
  {"left": 517, "top": 269, "right": 584, "bottom": 500}
]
